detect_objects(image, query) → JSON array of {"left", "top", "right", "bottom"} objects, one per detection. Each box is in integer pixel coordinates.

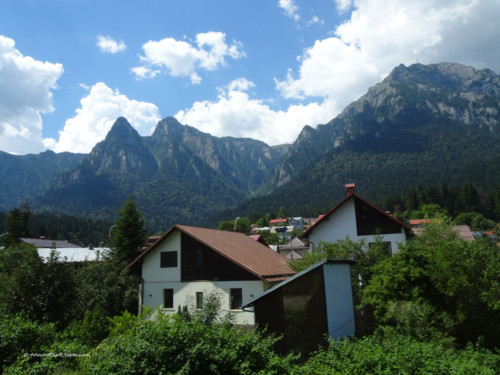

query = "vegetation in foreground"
[{"left": 0, "top": 198, "right": 499, "bottom": 374}]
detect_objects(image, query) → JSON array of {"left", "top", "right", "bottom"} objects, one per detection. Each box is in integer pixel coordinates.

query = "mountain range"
[{"left": 1, "top": 62, "right": 499, "bottom": 230}]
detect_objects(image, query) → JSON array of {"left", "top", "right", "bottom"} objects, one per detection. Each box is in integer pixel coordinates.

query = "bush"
[
  {"left": 293, "top": 332, "right": 500, "bottom": 375},
  {"left": 362, "top": 218, "right": 500, "bottom": 347},
  {"left": 84, "top": 309, "right": 296, "bottom": 375},
  {"left": 0, "top": 312, "right": 57, "bottom": 372},
  {"left": 0, "top": 312, "right": 89, "bottom": 375}
]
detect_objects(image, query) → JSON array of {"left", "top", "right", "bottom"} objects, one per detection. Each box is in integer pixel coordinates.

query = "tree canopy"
[{"left": 109, "top": 197, "right": 148, "bottom": 264}]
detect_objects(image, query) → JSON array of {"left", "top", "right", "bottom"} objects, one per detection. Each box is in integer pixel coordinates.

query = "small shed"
[{"left": 242, "top": 258, "right": 355, "bottom": 354}]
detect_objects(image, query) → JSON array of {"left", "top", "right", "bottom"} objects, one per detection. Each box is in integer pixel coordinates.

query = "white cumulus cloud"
[
  {"left": 275, "top": 0, "right": 498, "bottom": 115},
  {"left": 96, "top": 35, "right": 126, "bottom": 54},
  {"left": 0, "top": 35, "right": 63, "bottom": 155},
  {"left": 132, "top": 32, "right": 245, "bottom": 83},
  {"left": 279, "top": 0, "right": 300, "bottom": 21},
  {"left": 334, "top": 0, "right": 352, "bottom": 12},
  {"left": 175, "top": 78, "right": 335, "bottom": 145},
  {"left": 50, "top": 82, "right": 160, "bottom": 153},
  {"left": 174, "top": 0, "right": 500, "bottom": 147}
]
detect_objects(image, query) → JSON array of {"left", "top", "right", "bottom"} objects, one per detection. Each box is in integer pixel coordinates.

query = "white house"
[
  {"left": 128, "top": 225, "right": 295, "bottom": 325},
  {"left": 301, "top": 184, "right": 412, "bottom": 253}
]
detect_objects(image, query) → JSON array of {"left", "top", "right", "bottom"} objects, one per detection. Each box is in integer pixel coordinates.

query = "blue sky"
[{"left": 1, "top": 0, "right": 499, "bottom": 155}]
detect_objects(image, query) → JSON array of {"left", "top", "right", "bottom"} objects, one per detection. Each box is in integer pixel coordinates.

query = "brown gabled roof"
[
  {"left": 128, "top": 225, "right": 295, "bottom": 282},
  {"left": 300, "top": 192, "right": 412, "bottom": 239}
]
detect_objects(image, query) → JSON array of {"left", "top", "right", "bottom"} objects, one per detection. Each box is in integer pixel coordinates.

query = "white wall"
[
  {"left": 142, "top": 280, "right": 262, "bottom": 325},
  {"left": 322, "top": 263, "right": 355, "bottom": 339},
  {"left": 142, "top": 230, "right": 181, "bottom": 282},
  {"left": 308, "top": 198, "right": 407, "bottom": 253}
]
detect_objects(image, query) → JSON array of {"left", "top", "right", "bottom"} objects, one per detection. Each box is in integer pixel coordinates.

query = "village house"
[
  {"left": 18, "top": 237, "right": 109, "bottom": 265},
  {"left": 128, "top": 225, "right": 295, "bottom": 325},
  {"left": 301, "top": 183, "right": 412, "bottom": 253},
  {"left": 276, "top": 237, "right": 309, "bottom": 260}
]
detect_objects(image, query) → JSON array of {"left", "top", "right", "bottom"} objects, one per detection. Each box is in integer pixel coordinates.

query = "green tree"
[
  {"left": 259, "top": 230, "right": 281, "bottom": 245},
  {"left": 234, "top": 217, "right": 251, "bottom": 234},
  {"left": 3, "top": 207, "right": 30, "bottom": 247},
  {"left": 421, "top": 203, "right": 447, "bottom": 218},
  {"left": 217, "top": 220, "right": 235, "bottom": 231},
  {"left": 456, "top": 183, "right": 481, "bottom": 213},
  {"left": 255, "top": 217, "right": 268, "bottom": 227},
  {"left": 363, "top": 217, "right": 500, "bottom": 347},
  {"left": 494, "top": 184, "right": 500, "bottom": 220},
  {"left": 109, "top": 198, "right": 148, "bottom": 264},
  {"left": 74, "top": 255, "right": 140, "bottom": 321},
  {"left": 454, "top": 212, "right": 496, "bottom": 231},
  {"left": 277, "top": 206, "right": 287, "bottom": 219},
  {"left": 0, "top": 243, "right": 77, "bottom": 327}
]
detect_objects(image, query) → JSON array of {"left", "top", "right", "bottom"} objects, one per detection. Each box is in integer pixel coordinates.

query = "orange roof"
[
  {"left": 129, "top": 225, "right": 295, "bottom": 282},
  {"left": 409, "top": 219, "right": 431, "bottom": 226},
  {"left": 270, "top": 218, "right": 287, "bottom": 224}
]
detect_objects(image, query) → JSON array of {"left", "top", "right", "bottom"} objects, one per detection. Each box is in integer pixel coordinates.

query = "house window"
[
  {"left": 355, "top": 199, "right": 401, "bottom": 235},
  {"left": 196, "top": 292, "right": 203, "bottom": 309},
  {"left": 160, "top": 251, "right": 177, "bottom": 268},
  {"left": 230, "top": 288, "right": 242, "bottom": 310},
  {"left": 163, "top": 289, "right": 174, "bottom": 309}
]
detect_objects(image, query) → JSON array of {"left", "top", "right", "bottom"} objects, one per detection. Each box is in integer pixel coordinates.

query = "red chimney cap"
[{"left": 345, "top": 183, "right": 356, "bottom": 195}]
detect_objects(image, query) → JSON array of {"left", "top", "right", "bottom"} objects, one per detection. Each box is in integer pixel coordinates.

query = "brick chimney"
[{"left": 345, "top": 183, "right": 356, "bottom": 195}]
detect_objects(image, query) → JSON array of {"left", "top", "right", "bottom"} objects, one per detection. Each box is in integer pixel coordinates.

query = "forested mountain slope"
[
  {"left": 213, "top": 62, "right": 500, "bottom": 222},
  {"left": 29, "top": 117, "right": 285, "bottom": 230},
  {"left": 2, "top": 62, "right": 500, "bottom": 231},
  {"left": 0, "top": 150, "right": 85, "bottom": 211}
]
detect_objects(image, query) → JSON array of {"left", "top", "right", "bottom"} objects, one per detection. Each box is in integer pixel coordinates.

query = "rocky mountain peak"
[
  {"left": 151, "top": 116, "right": 184, "bottom": 141},
  {"left": 88, "top": 117, "right": 158, "bottom": 176},
  {"left": 386, "top": 62, "right": 500, "bottom": 97}
]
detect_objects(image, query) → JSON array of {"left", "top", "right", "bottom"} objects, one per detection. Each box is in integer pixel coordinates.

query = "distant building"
[
  {"left": 288, "top": 217, "right": 304, "bottom": 230},
  {"left": 269, "top": 218, "right": 287, "bottom": 227},
  {"left": 18, "top": 237, "right": 108, "bottom": 265},
  {"left": 276, "top": 237, "right": 309, "bottom": 260},
  {"left": 20, "top": 237, "right": 82, "bottom": 248}
]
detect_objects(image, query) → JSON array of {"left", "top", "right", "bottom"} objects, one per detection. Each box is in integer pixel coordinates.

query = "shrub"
[
  {"left": 293, "top": 332, "right": 500, "bottom": 375},
  {"left": 84, "top": 309, "right": 296, "bottom": 375}
]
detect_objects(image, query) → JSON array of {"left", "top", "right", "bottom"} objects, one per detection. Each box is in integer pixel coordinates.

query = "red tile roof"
[
  {"left": 409, "top": 219, "right": 431, "bottom": 226},
  {"left": 129, "top": 225, "right": 295, "bottom": 282},
  {"left": 269, "top": 218, "right": 287, "bottom": 225}
]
